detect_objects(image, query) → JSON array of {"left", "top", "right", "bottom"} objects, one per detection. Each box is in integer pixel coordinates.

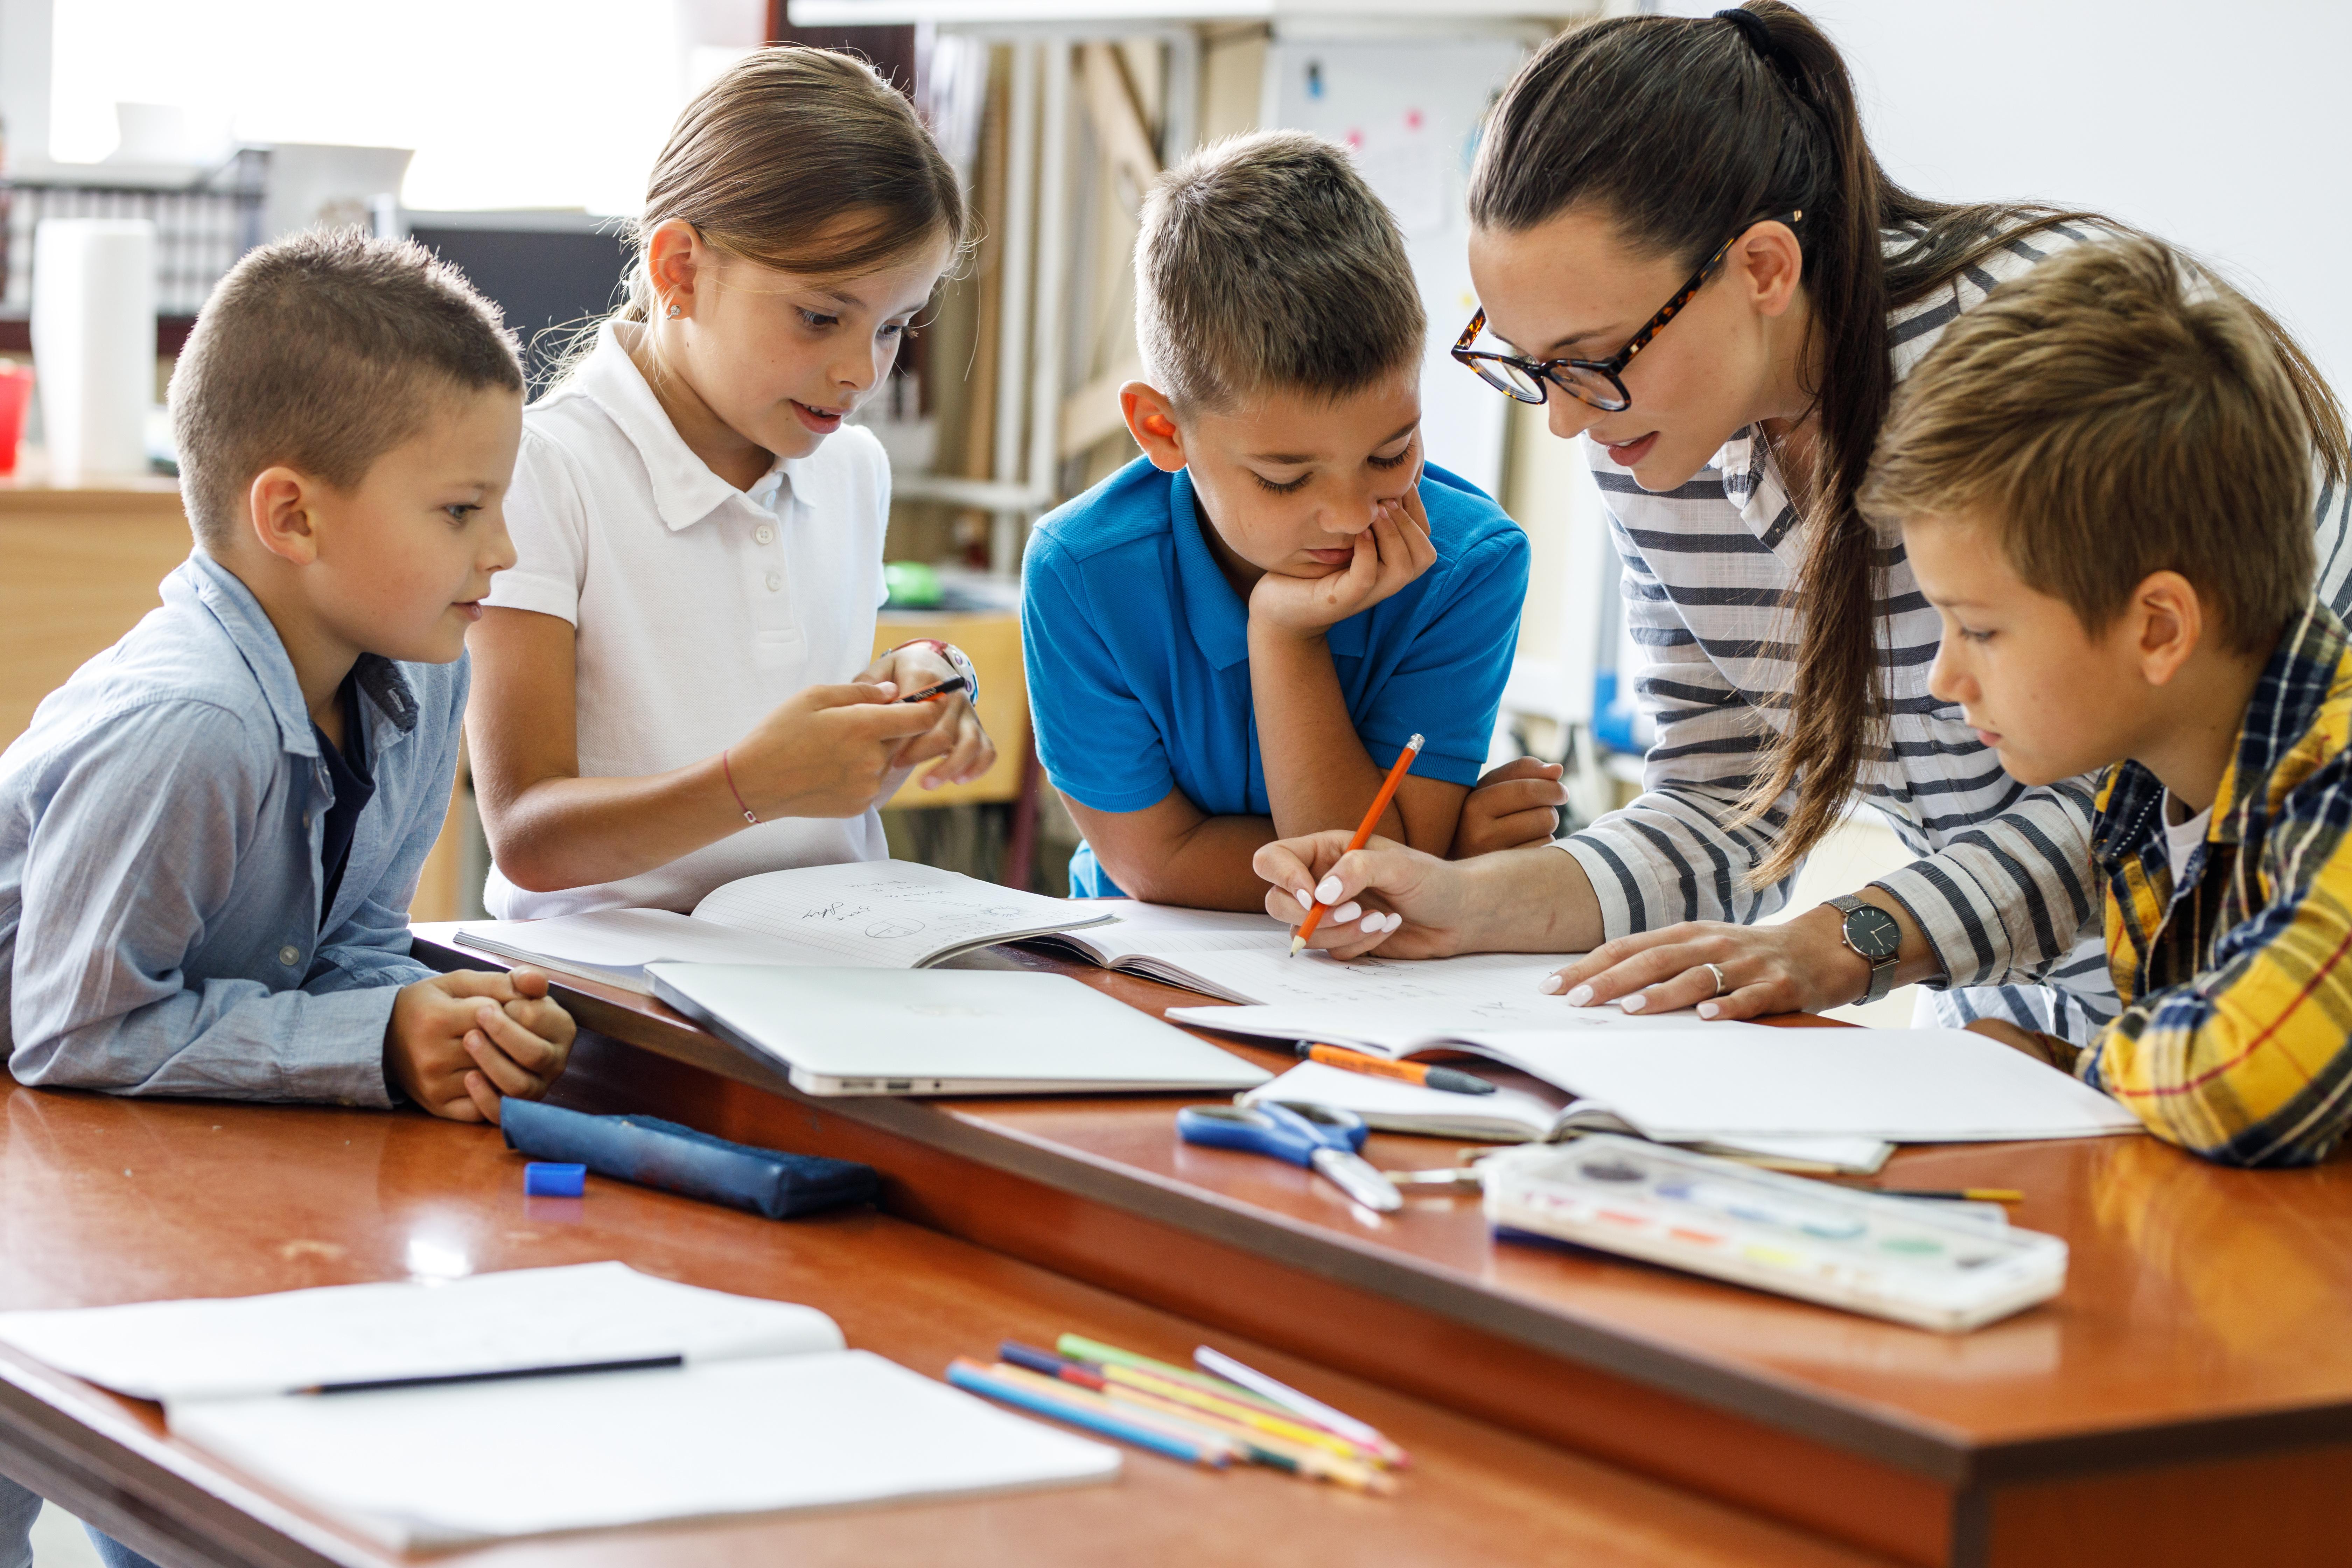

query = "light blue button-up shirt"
[{"left": 0, "top": 552, "right": 465, "bottom": 1105}]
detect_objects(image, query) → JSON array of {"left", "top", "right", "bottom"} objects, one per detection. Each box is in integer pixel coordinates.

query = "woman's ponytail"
[{"left": 1470, "top": 2, "right": 2102, "bottom": 884}]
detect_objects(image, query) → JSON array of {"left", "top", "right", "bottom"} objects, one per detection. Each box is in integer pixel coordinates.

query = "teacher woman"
[{"left": 1259, "top": 1, "right": 2351, "bottom": 1037}]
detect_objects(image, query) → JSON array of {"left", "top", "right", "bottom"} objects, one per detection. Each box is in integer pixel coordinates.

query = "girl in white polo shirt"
[{"left": 467, "top": 48, "right": 992, "bottom": 918}]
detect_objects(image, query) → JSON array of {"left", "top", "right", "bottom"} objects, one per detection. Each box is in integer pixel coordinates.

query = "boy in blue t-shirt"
[{"left": 1024, "top": 132, "right": 1546, "bottom": 922}]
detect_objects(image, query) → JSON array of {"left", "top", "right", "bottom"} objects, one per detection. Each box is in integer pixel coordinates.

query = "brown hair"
[
  {"left": 617, "top": 45, "right": 966, "bottom": 329},
  {"left": 1862, "top": 235, "right": 2341, "bottom": 650},
  {"left": 1468, "top": 1, "right": 2115, "bottom": 882},
  {"left": 1135, "top": 131, "right": 1424, "bottom": 414},
  {"left": 169, "top": 229, "right": 522, "bottom": 554}
]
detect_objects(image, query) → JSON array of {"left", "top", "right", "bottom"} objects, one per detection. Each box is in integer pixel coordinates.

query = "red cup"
[{"left": 0, "top": 363, "right": 33, "bottom": 477}]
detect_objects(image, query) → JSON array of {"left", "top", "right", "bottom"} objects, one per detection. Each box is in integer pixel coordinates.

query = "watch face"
[{"left": 1845, "top": 905, "right": 1904, "bottom": 961}]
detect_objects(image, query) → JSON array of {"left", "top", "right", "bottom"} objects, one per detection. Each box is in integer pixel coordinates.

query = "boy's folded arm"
[
  {"left": 8, "top": 701, "right": 402, "bottom": 1106},
  {"left": 2084, "top": 868, "right": 2352, "bottom": 1170},
  {"left": 1059, "top": 789, "right": 1278, "bottom": 911}
]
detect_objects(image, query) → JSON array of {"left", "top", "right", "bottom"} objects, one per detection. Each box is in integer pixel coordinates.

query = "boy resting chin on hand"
[
  {"left": 1022, "top": 132, "right": 1543, "bottom": 917},
  {"left": 1867, "top": 233, "right": 2352, "bottom": 1168}
]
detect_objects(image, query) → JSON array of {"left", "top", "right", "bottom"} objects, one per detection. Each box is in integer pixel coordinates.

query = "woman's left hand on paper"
[{"left": 1540, "top": 909, "right": 1874, "bottom": 1021}]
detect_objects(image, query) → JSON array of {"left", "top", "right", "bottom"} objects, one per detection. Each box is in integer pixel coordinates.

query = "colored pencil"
[
  {"left": 946, "top": 1358, "right": 1230, "bottom": 1468},
  {"left": 1094, "top": 1360, "right": 1384, "bottom": 1465},
  {"left": 1291, "top": 734, "right": 1423, "bottom": 955},
  {"left": 1194, "top": 1345, "right": 1409, "bottom": 1468},
  {"left": 994, "top": 1351, "right": 1391, "bottom": 1493},
  {"left": 1870, "top": 1187, "right": 2025, "bottom": 1203},
  {"left": 1302, "top": 1042, "right": 1497, "bottom": 1096},
  {"left": 1054, "top": 1336, "right": 1295, "bottom": 1413}
]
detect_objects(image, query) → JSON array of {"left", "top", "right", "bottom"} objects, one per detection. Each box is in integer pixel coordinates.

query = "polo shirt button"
[
  {"left": 278, "top": 945, "right": 301, "bottom": 966},
  {"left": 301, "top": 812, "right": 311, "bottom": 830},
  {"left": 755, "top": 524, "right": 776, "bottom": 545},
  {"left": 765, "top": 572, "right": 782, "bottom": 592}
]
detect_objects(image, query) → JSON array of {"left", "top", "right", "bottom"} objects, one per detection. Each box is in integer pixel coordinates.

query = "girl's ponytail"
[{"left": 1469, "top": 2, "right": 2103, "bottom": 884}]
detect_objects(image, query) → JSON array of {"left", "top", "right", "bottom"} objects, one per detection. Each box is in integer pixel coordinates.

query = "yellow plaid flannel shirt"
[{"left": 2084, "top": 596, "right": 2352, "bottom": 1166}]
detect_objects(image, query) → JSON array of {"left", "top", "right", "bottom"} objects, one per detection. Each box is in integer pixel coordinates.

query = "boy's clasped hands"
[{"left": 386, "top": 967, "right": 575, "bottom": 1124}]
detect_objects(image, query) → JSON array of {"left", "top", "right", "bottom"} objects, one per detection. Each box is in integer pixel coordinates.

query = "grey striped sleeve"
[{"left": 1868, "top": 778, "right": 2105, "bottom": 990}]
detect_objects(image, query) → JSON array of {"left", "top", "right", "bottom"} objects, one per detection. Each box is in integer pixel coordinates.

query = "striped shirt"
[
  {"left": 1561, "top": 226, "right": 2352, "bottom": 1040},
  {"left": 2083, "top": 597, "right": 2352, "bottom": 1165}
]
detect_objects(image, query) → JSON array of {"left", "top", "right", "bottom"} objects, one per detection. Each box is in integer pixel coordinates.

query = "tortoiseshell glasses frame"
[{"left": 1451, "top": 210, "right": 1803, "bottom": 413}]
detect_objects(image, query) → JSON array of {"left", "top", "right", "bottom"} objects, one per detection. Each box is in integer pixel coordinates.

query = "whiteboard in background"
[{"left": 1263, "top": 36, "right": 1530, "bottom": 499}]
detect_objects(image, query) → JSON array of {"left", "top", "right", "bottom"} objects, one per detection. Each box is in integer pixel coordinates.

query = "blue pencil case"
[{"left": 500, "top": 1099, "right": 879, "bottom": 1220}]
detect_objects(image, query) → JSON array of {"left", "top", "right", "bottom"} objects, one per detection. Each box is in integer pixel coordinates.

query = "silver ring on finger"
[{"left": 1703, "top": 962, "right": 1728, "bottom": 998}]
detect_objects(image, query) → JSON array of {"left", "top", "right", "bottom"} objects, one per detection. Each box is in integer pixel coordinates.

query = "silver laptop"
[{"left": 647, "top": 964, "right": 1272, "bottom": 1097}]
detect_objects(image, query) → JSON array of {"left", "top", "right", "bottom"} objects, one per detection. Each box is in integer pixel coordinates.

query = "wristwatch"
[
  {"left": 1824, "top": 894, "right": 1903, "bottom": 1006},
  {"left": 888, "top": 638, "right": 978, "bottom": 707}
]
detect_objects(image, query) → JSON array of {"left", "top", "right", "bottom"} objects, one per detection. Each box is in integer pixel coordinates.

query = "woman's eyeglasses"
[{"left": 1452, "top": 211, "right": 1802, "bottom": 414}]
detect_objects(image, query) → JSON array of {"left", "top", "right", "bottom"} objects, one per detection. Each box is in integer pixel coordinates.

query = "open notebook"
[
  {"left": 456, "top": 860, "right": 1116, "bottom": 995},
  {"left": 1030, "top": 901, "right": 1680, "bottom": 1013},
  {"left": 1241, "top": 1060, "right": 1892, "bottom": 1174},
  {"left": 1208, "top": 1024, "right": 2144, "bottom": 1144},
  {"left": 0, "top": 1262, "right": 1114, "bottom": 1547}
]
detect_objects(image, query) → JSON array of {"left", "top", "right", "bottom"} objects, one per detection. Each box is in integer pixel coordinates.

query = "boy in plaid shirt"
[{"left": 1867, "top": 233, "right": 2352, "bottom": 1167}]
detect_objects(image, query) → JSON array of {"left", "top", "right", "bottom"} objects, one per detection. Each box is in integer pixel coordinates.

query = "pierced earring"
[{"left": 664, "top": 302, "right": 682, "bottom": 320}]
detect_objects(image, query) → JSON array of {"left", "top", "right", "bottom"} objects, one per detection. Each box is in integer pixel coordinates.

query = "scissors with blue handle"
[{"left": 1175, "top": 1101, "right": 1402, "bottom": 1213}]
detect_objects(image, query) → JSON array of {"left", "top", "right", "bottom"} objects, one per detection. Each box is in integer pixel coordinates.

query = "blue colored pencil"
[{"left": 947, "top": 1358, "right": 1231, "bottom": 1468}]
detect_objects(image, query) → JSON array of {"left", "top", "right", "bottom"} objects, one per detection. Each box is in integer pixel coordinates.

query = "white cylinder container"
[{"left": 31, "top": 218, "right": 158, "bottom": 484}]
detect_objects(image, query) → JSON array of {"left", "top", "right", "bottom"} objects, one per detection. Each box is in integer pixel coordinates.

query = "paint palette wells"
[{"left": 1483, "top": 1135, "right": 2067, "bottom": 1332}]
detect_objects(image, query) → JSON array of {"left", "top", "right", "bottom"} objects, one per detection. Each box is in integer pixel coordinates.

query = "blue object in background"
[{"left": 524, "top": 1161, "right": 586, "bottom": 1197}]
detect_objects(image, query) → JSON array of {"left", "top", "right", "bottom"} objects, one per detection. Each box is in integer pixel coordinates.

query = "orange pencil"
[{"left": 1290, "top": 733, "right": 1422, "bottom": 956}]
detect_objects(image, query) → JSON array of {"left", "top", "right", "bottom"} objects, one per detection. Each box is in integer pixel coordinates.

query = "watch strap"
[{"left": 1826, "top": 894, "right": 1899, "bottom": 1006}]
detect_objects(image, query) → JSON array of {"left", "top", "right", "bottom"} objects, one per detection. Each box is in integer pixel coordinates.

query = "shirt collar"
[
  {"left": 2096, "top": 594, "right": 2346, "bottom": 869},
  {"left": 1166, "top": 467, "right": 1371, "bottom": 670},
  {"left": 575, "top": 320, "right": 795, "bottom": 532},
  {"left": 177, "top": 553, "right": 420, "bottom": 759}
]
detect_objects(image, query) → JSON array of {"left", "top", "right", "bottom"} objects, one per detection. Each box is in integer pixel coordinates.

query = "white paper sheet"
[
  {"left": 1040, "top": 899, "right": 1294, "bottom": 961},
  {"left": 1452, "top": 1028, "right": 2146, "bottom": 1143},
  {"left": 1240, "top": 1060, "right": 1893, "bottom": 1171},
  {"left": 0, "top": 1262, "right": 841, "bottom": 1402},
  {"left": 167, "top": 1351, "right": 1120, "bottom": 1547},
  {"left": 1161, "top": 948, "right": 1593, "bottom": 1007},
  {"left": 692, "top": 860, "right": 1107, "bottom": 966},
  {"left": 1169, "top": 993, "right": 1749, "bottom": 1049}
]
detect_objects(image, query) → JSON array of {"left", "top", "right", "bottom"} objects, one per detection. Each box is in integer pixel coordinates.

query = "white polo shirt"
[{"left": 481, "top": 322, "right": 891, "bottom": 919}]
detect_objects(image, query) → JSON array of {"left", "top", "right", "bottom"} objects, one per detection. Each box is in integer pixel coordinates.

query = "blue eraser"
[{"left": 524, "top": 1161, "right": 586, "bottom": 1198}]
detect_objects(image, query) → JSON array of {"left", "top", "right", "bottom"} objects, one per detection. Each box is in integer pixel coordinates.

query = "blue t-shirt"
[{"left": 1023, "top": 457, "right": 1529, "bottom": 897}]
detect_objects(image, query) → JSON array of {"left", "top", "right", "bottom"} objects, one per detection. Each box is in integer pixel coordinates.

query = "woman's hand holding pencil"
[{"left": 1289, "top": 735, "right": 1423, "bottom": 955}]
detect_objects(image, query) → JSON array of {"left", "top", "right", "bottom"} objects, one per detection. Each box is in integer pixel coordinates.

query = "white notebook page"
[
  {"left": 0, "top": 1262, "right": 842, "bottom": 1403},
  {"left": 168, "top": 1351, "right": 1119, "bottom": 1548},
  {"left": 1458, "top": 1028, "right": 2145, "bottom": 1142},
  {"left": 694, "top": 861, "right": 1097, "bottom": 966}
]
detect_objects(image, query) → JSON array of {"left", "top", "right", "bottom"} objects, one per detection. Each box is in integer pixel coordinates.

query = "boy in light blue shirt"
[
  {"left": 0, "top": 233, "right": 576, "bottom": 1566},
  {"left": 1024, "top": 133, "right": 1545, "bottom": 918}
]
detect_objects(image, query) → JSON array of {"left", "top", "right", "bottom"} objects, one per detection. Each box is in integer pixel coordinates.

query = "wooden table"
[
  {"left": 404, "top": 930, "right": 2352, "bottom": 1568},
  {"left": 0, "top": 1074, "right": 1893, "bottom": 1568}
]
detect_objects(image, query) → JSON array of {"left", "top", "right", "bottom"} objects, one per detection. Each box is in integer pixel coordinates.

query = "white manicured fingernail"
[
  {"left": 1295, "top": 887, "right": 1314, "bottom": 909},
  {"left": 1564, "top": 983, "right": 1592, "bottom": 1006},
  {"left": 1316, "top": 876, "right": 1344, "bottom": 903},
  {"left": 1620, "top": 993, "right": 1648, "bottom": 1014},
  {"left": 1332, "top": 902, "right": 1360, "bottom": 924},
  {"left": 1539, "top": 974, "right": 1564, "bottom": 995},
  {"left": 1380, "top": 912, "right": 1403, "bottom": 932},
  {"left": 1697, "top": 1002, "right": 1720, "bottom": 1020}
]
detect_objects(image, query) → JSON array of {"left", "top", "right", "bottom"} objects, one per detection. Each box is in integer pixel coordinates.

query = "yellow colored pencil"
[{"left": 1102, "top": 1363, "right": 1388, "bottom": 1466}]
